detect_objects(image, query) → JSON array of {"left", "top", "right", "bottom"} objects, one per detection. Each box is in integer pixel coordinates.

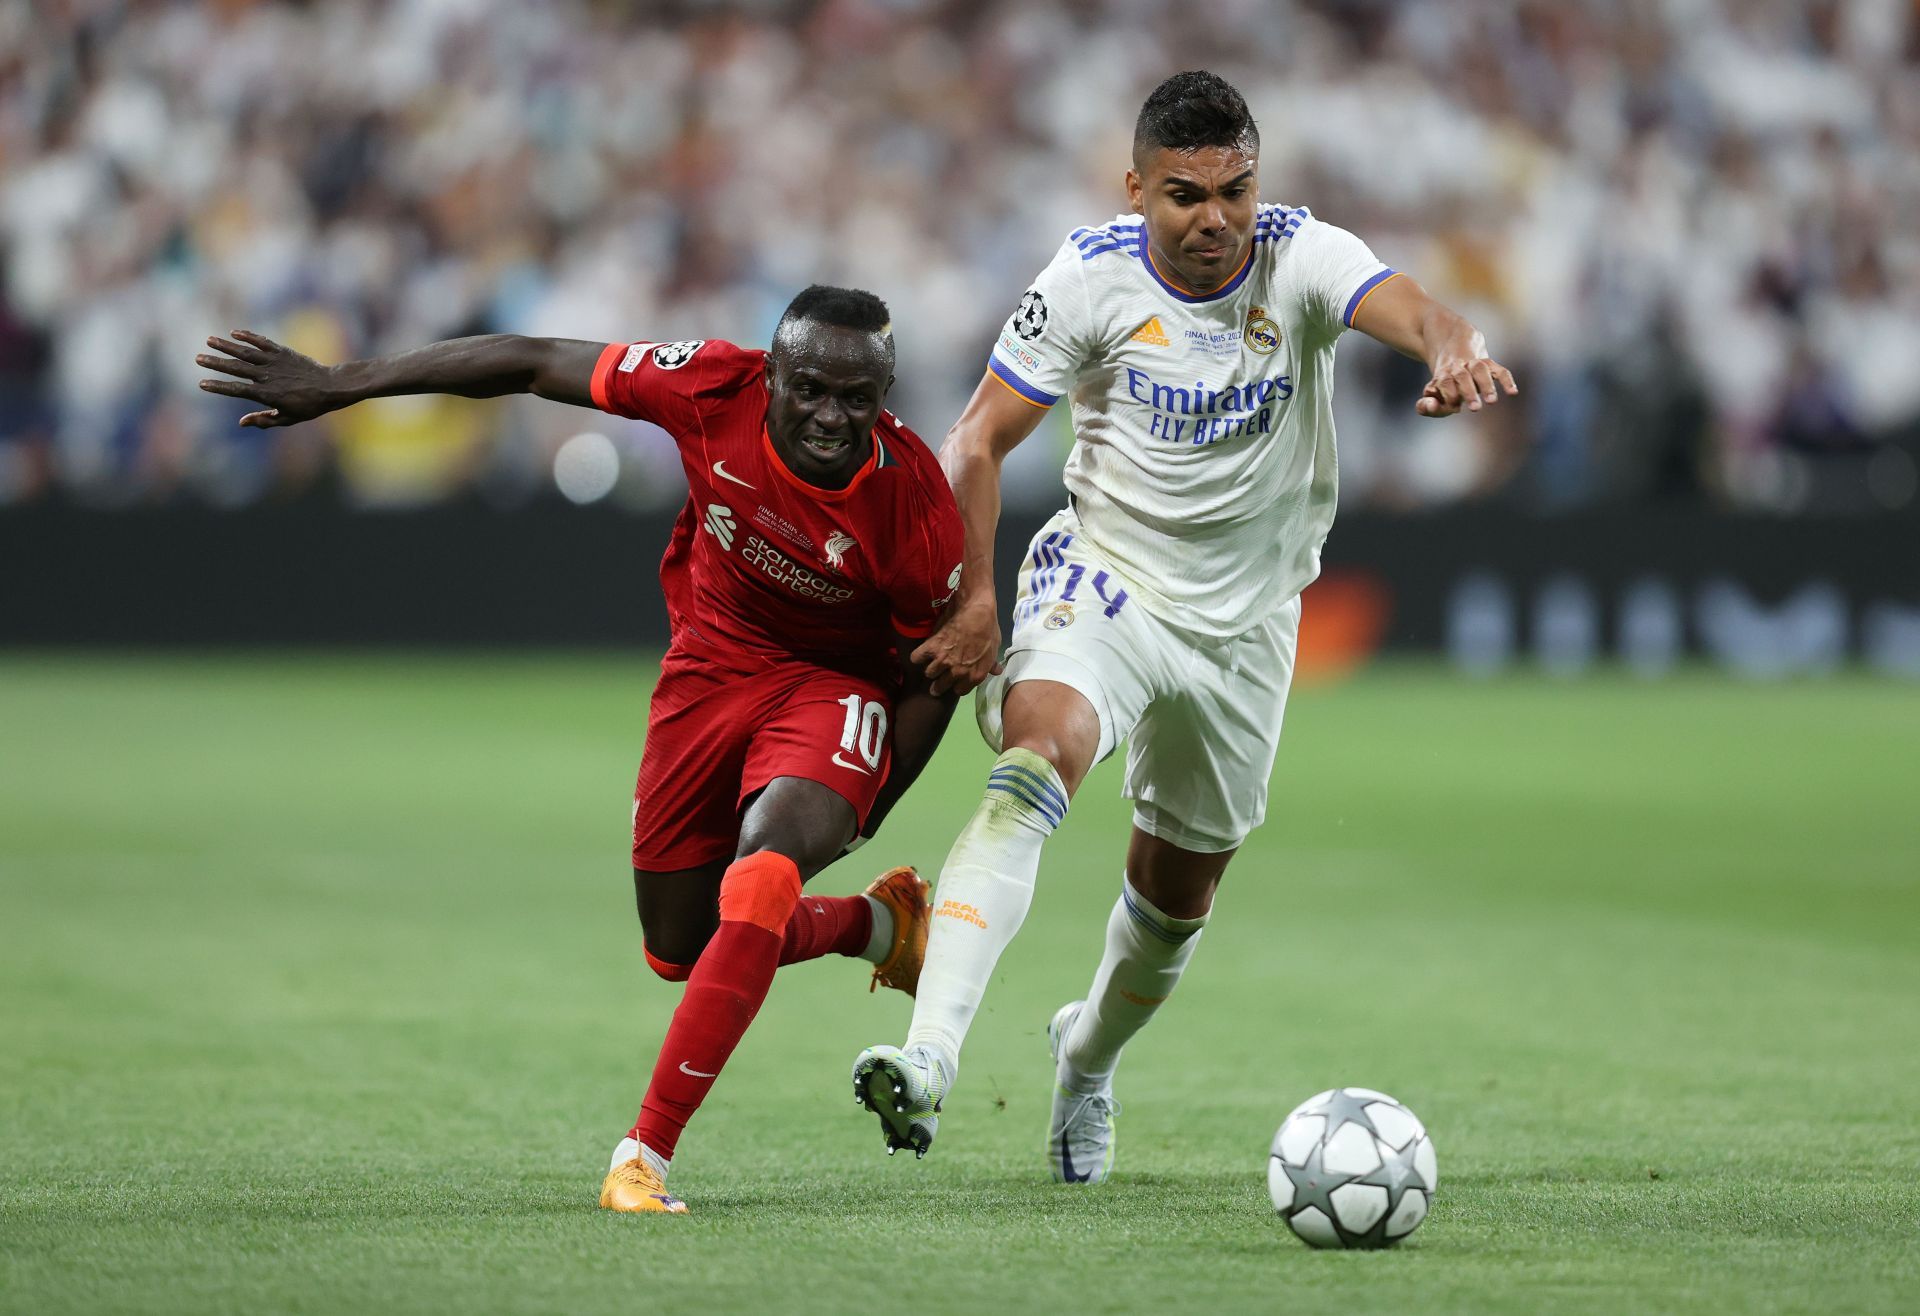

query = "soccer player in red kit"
[{"left": 196, "top": 285, "right": 966, "bottom": 1215}]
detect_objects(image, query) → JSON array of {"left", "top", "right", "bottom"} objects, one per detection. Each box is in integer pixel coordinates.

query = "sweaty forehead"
[
  {"left": 1143, "top": 143, "right": 1258, "bottom": 187},
  {"left": 773, "top": 322, "right": 891, "bottom": 383}
]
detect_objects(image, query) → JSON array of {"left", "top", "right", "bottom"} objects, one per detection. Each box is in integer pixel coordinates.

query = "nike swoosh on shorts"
[{"left": 832, "top": 752, "right": 874, "bottom": 776}]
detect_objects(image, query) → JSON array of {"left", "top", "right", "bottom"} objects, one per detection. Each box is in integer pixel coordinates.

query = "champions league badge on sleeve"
[
  {"left": 1014, "top": 290, "right": 1049, "bottom": 342},
  {"left": 651, "top": 340, "right": 705, "bottom": 369}
]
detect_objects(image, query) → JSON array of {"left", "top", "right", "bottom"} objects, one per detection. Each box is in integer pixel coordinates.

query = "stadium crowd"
[{"left": 2, "top": 0, "right": 1917, "bottom": 513}]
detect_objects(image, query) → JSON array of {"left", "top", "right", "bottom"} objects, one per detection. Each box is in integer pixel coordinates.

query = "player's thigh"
[
  {"left": 737, "top": 775, "right": 858, "bottom": 880},
  {"left": 631, "top": 655, "right": 764, "bottom": 874},
  {"left": 994, "top": 680, "right": 1100, "bottom": 794},
  {"left": 632, "top": 863, "right": 726, "bottom": 965},
  {"left": 737, "top": 667, "right": 886, "bottom": 861},
  {"left": 1125, "top": 595, "right": 1301, "bottom": 856},
  {"left": 976, "top": 511, "right": 1165, "bottom": 791}
]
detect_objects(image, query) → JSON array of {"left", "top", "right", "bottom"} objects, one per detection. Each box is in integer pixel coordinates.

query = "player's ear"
[{"left": 1125, "top": 167, "right": 1143, "bottom": 215}]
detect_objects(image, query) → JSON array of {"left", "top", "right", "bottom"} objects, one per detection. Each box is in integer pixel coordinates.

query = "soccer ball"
[{"left": 1268, "top": 1088, "right": 1437, "bottom": 1248}]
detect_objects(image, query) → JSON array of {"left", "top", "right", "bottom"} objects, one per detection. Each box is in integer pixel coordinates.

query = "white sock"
[
  {"left": 859, "top": 894, "right": 893, "bottom": 964},
  {"left": 1059, "top": 875, "right": 1207, "bottom": 1090},
  {"left": 904, "top": 748, "right": 1068, "bottom": 1078},
  {"left": 610, "top": 1135, "right": 672, "bottom": 1182}
]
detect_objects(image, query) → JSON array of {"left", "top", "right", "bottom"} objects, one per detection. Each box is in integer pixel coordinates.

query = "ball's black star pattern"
[
  {"left": 1352, "top": 1134, "right": 1432, "bottom": 1246},
  {"left": 1275, "top": 1092, "right": 1434, "bottom": 1250},
  {"left": 1277, "top": 1137, "right": 1355, "bottom": 1227},
  {"left": 1312, "top": 1087, "right": 1384, "bottom": 1143}
]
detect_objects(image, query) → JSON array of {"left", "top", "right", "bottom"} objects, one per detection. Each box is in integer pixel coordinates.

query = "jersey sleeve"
[
  {"left": 984, "top": 237, "right": 1097, "bottom": 410},
  {"left": 1288, "top": 216, "right": 1399, "bottom": 339},
  {"left": 882, "top": 476, "right": 967, "bottom": 640},
  {"left": 588, "top": 338, "right": 755, "bottom": 430}
]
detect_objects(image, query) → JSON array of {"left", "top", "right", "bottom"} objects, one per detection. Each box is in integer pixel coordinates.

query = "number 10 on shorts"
[{"left": 837, "top": 695, "right": 888, "bottom": 771}]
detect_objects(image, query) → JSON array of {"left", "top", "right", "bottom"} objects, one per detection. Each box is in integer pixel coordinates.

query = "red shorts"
[{"left": 631, "top": 651, "right": 895, "bottom": 871}]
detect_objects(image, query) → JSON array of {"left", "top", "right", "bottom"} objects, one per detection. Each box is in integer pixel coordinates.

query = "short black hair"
[
  {"left": 1133, "top": 71, "right": 1259, "bottom": 161},
  {"left": 774, "top": 284, "right": 892, "bottom": 342}
]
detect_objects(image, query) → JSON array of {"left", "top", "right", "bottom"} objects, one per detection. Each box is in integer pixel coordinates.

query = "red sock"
[
  {"left": 631, "top": 852, "right": 800, "bottom": 1160},
  {"left": 780, "top": 893, "right": 872, "bottom": 966}
]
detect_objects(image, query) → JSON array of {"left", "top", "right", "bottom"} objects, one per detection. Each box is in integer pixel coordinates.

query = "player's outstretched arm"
[
  {"left": 914, "top": 376, "right": 1051, "bottom": 695},
  {"left": 1347, "top": 276, "right": 1518, "bottom": 418},
  {"left": 195, "top": 331, "right": 609, "bottom": 428}
]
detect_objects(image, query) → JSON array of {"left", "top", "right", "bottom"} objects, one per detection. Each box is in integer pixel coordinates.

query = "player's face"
[
  {"left": 764, "top": 326, "right": 893, "bottom": 488},
  {"left": 1127, "top": 143, "right": 1259, "bottom": 294}
]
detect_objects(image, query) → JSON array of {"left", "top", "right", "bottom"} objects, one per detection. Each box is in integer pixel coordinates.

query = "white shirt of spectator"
[{"left": 988, "top": 204, "right": 1394, "bottom": 638}]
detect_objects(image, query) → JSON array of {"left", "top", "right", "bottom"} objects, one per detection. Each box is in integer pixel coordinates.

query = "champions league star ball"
[{"left": 1268, "top": 1088, "right": 1437, "bottom": 1248}]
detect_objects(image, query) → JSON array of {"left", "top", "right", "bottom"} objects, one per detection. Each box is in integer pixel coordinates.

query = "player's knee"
[
  {"left": 737, "top": 777, "right": 858, "bottom": 877},
  {"left": 633, "top": 895, "right": 717, "bottom": 970},
  {"left": 1127, "top": 819, "right": 1236, "bottom": 920},
  {"left": 717, "top": 850, "right": 803, "bottom": 934},
  {"left": 1001, "top": 733, "right": 1084, "bottom": 796},
  {"left": 1001, "top": 685, "right": 1099, "bottom": 794},
  {"left": 1128, "top": 869, "right": 1221, "bottom": 922},
  {"left": 980, "top": 745, "right": 1073, "bottom": 838}
]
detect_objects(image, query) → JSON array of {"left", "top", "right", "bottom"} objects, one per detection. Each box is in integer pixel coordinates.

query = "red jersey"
[{"left": 590, "top": 338, "right": 965, "bottom": 678}]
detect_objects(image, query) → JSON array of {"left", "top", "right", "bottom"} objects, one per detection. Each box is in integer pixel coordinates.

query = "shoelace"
[
  {"left": 1067, "top": 1089, "right": 1121, "bottom": 1126},
  {"left": 610, "top": 1158, "right": 664, "bottom": 1189}
]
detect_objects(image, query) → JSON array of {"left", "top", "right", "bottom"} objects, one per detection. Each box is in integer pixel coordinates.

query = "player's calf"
[{"left": 900, "top": 746, "right": 1071, "bottom": 1079}]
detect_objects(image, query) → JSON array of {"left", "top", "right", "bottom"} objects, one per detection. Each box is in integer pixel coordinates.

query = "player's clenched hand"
[
  {"left": 1416, "top": 354, "right": 1518, "bottom": 418},
  {"left": 195, "top": 330, "right": 342, "bottom": 428},
  {"left": 913, "top": 597, "right": 1004, "bottom": 696}
]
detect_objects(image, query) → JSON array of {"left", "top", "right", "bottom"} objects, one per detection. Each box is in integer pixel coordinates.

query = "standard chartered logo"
[
  {"left": 741, "top": 536, "right": 854, "bottom": 602},
  {"left": 704, "top": 504, "right": 736, "bottom": 550}
]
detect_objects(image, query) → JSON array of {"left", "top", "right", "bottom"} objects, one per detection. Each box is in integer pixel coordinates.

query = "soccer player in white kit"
[{"left": 854, "top": 72, "right": 1516, "bottom": 1178}]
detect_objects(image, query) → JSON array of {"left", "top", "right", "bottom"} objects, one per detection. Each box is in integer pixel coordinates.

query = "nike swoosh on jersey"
[
  {"left": 679, "top": 1061, "right": 719, "bottom": 1078},
  {"left": 712, "top": 461, "right": 755, "bottom": 489},
  {"left": 831, "top": 752, "right": 874, "bottom": 776}
]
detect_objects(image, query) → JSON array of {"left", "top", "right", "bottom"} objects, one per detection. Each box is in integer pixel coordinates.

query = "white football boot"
[
  {"left": 851, "top": 1043, "right": 950, "bottom": 1158},
  {"left": 1047, "top": 1001, "right": 1119, "bottom": 1184}
]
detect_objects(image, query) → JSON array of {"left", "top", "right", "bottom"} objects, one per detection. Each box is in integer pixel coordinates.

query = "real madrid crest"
[
  {"left": 1043, "top": 603, "right": 1075, "bottom": 630},
  {"left": 1245, "top": 306, "right": 1279, "bottom": 355}
]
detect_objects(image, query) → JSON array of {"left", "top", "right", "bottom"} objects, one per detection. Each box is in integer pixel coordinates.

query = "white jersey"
[{"left": 988, "top": 204, "right": 1396, "bottom": 638}]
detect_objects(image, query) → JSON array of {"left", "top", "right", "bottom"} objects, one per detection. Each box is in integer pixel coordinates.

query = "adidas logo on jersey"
[
  {"left": 704, "top": 504, "right": 736, "bottom": 550},
  {"left": 1129, "top": 316, "right": 1170, "bottom": 347}
]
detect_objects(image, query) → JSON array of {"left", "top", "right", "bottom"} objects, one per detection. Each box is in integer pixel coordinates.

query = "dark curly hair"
[
  {"left": 1133, "top": 71, "right": 1259, "bottom": 162},
  {"left": 772, "top": 284, "right": 894, "bottom": 366}
]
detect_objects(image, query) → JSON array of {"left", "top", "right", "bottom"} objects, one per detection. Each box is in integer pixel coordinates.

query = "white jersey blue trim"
[{"left": 983, "top": 205, "right": 1393, "bottom": 636}]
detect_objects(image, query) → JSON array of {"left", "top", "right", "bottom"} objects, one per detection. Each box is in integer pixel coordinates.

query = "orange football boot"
[
  {"left": 600, "top": 1155, "right": 688, "bottom": 1214},
  {"left": 864, "top": 865, "right": 931, "bottom": 997}
]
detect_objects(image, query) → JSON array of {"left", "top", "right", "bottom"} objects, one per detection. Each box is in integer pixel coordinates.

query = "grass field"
[{"left": 2, "top": 655, "right": 1917, "bottom": 1314}]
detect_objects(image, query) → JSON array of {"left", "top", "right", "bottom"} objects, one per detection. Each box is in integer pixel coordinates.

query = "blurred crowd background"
[{"left": 3, "top": 0, "right": 1918, "bottom": 515}]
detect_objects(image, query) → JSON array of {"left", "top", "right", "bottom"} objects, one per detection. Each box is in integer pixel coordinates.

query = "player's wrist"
[
  {"left": 954, "top": 587, "right": 998, "bottom": 617},
  {"left": 321, "top": 360, "right": 369, "bottom": 410}
]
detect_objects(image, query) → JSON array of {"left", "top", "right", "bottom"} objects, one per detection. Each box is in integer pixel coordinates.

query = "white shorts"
[{"left": 974, "top": 509, "right": 1302, "bottom": 854}]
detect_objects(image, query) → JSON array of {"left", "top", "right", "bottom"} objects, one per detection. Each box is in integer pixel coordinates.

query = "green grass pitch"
[{"left": 2, "top": 655, "right": 1916, "bottom": 1314}]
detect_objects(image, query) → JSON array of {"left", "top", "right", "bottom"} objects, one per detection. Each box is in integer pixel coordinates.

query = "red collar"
[{"left": 760, "top": 426, "right": 879, "bottom": 503}]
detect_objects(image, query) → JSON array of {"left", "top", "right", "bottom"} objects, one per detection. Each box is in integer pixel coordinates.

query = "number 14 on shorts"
[{"left": 836, "top": 695, "right": 888, "bottom": 772}]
